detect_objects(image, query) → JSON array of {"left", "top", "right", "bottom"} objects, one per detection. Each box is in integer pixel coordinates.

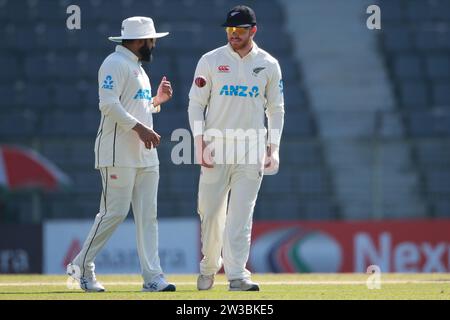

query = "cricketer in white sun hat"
[{"left": 108, "top": 16, "right": 169, "bottom": 43}]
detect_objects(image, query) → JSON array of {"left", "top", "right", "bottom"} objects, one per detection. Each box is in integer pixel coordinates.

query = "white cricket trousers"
[
  {"left": 198, "top": 163, "right": 263, "bottom": 280},
  {"left": 72, "top": 165, "right": 162, "bottom": 283}
]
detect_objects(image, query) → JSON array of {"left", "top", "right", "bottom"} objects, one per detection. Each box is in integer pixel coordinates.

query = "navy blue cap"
[{"left": 222, "top": 5, "right": 257, "bottom": 27}]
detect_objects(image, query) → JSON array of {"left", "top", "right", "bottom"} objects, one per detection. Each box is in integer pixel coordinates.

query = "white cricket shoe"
[
  {"left": 66, "top": 263, "right": 105, "bottom": 292},
  {"left": 142, "top": 274, "right": 176, "bottom": 292},
  {"left": 229, "top": 278, "right": 260, "bottom": 291},
  {"left": 197, "top": 274, "right": 215, "bottom": 290},
  {"left": 79, "top": 275, "right": 105, "bottom": 292}
]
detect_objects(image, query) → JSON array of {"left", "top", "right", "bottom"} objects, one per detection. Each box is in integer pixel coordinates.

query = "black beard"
[{"left": 139, "top": 44, "right": 153, "bottom": 62}]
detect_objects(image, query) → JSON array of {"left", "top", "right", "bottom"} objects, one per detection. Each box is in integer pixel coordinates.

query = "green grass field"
[{"left": 1, "top": 273, "right": 450, "bottom": 300}]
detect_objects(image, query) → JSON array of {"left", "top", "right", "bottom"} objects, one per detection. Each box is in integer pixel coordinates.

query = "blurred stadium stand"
[
  {"left": 0, "top": 0, "right": 448, "bottom": 222},
  {"left": 378, "top": 0, "right": 450, "bottom": 218}
]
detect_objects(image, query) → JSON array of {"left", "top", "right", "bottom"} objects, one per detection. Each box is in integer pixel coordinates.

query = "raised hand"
[{"left": 154, "top": 76, "right": 173, "bottom": 106}]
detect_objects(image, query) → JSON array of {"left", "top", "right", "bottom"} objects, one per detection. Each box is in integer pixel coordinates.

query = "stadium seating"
[
  {"left": 5, "top": 0, "right": 447, "bottom": 221},
  {"left": 0, "top": 0, "right": 338, "bottom": 221},
  {"left": 380, "top": 0, "right": 450, "bottom": 217}
]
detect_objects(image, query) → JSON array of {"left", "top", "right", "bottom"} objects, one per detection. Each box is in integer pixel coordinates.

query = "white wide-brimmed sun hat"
[{"left": 108, "top": 16, "right": 169, "bottom": 43}]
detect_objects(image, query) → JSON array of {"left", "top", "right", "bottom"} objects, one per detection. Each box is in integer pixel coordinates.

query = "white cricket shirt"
[
  {"left": 188, "top": 42, "right": 285, "bottom": 145},
  {"left": 94, "top": 45, "right": 159, "bottom": 169}
]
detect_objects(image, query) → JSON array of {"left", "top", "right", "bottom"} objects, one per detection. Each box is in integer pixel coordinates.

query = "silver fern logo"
[{"left": 252, "top": 67, "right": 266, "bottom": 77}]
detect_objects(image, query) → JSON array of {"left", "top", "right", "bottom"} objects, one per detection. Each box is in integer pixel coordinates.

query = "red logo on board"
[{"left": 62, "top": 239, "right": 81, "bottom": 268}]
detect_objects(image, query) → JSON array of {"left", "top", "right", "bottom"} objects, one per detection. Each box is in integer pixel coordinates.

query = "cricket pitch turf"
[{"left": 1, "top": 273, "right": 449, "bottom": 300}]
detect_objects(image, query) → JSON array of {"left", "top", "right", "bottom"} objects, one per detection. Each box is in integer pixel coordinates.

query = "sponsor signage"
[
  {"left": 0, "top": 224, "right": 42, "bottom": 273},
  {"left": 44, "top": 219, "right": 199, "bottom": 274},
  {"left": 250, "top": 220, "right": 450, "bottom": 273}
]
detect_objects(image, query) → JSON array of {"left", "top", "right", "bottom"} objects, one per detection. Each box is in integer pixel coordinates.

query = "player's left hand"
[
  {"left": 264, "top": 144, "right": 279, "bottom": 175},
  {"left": 155, "top": 76, "right": 173, "bottom": 106}
]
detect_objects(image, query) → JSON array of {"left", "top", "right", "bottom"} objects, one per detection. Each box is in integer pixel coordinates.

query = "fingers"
[
  {"left": 196, "top": 152, "right": 213, "bottom": 168},
  {"left": 264, "top": 156, "right": 272, "bottom": 168},
  {"left": 151, "top": 131, "right": 161, "bottom": 147},
  {"left": 202, "top": 151, "right": 214, "bottom": 168},
  {"left": 145, "top": 140, "right": 153, "bottom": 149},
  {"left": 264, "top": 148, "right": 272, "bottom": 168},
  {"left": 143, "top": 130, "right": 160, "bottom": 149},
  {"left": 201, "top": 162, "right": 214, "bottom": 168},
  {"left": 266, "top": 145, "right": 272, "bottom": 157},
  {"left": 264, "top": 155, "right": 278, "bottom": 176},
  {"left": 160, "top": 76, "right": 171, "bottom": 88},
  {"left": 162, "top": 86, "right": 173, "bottom": 98},
  {"left": 159, "top": 77, "right": 173, "bottom": 99},
  {"left": 197, "top": 140, "right": 214, "bottom": 168},
  {"left": 144, "top": 139, "right": 159, "bottom": 149},
  {"left": 203, "top": 150, "right": 214, "bottom": 168},
  {"left": 161, "top": 83, "right": 172, "bottom": 88}
]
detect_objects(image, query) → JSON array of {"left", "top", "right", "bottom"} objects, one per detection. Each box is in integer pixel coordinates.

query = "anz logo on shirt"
[
  {"left": 219, "top": 85, "right": 260, "bottom": 98},
  {"left": 134, "top": 89, "right": 152, "bottom": 101},
  {"left": 102, "top": 75, "right": 114, "bottom": 90}
]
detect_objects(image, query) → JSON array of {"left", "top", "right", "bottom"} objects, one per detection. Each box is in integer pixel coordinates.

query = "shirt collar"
[
  {"left": 226, "top": 42, "right": 259, "bottom": 60},
  {"left": 116, "top": 45, "right": 140, "bottom": 63}
]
